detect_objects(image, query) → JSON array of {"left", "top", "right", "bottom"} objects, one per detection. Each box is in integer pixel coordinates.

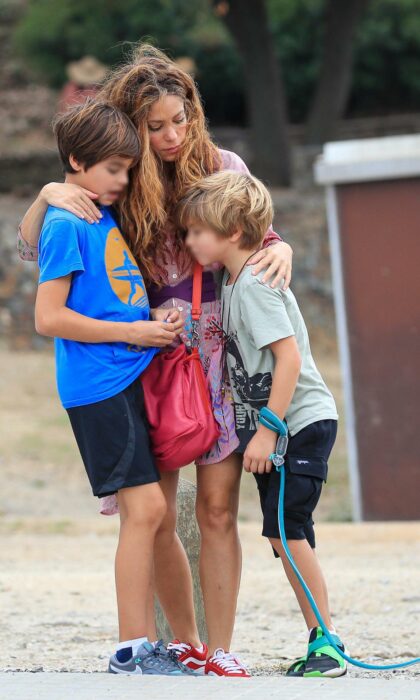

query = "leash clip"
[
  {"left": 269, "top": 434, "right": 289, "bottom": 470},
  {"left": 259, "top": 407, "right": 289, "bottom": 470},
  {"left": 270, "top": 453, "right": 285, "bottom": 469}
]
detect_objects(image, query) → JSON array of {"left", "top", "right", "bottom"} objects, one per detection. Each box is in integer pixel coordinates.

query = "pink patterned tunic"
[{"left": 17, "top": 149, "right": 283, "bottom": 516}]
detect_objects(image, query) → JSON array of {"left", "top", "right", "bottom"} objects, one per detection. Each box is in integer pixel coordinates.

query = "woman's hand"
[
  {"left": 126, "top": 309, "right": 184, "bottom": 347},
  {"left": 243, "top": 425, "right": 277, "bottom": 474},
  {"left": 40, "top": 182, "right": 102, "bottom": 223},
  {"left": 247, "top": 241, "right": 293, "bottom": 290},
  {"left": 150, "top": 308, "right": 184, "bottom": 334}
]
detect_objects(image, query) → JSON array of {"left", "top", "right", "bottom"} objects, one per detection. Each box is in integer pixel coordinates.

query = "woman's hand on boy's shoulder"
[
  {"left": 41, "top": 182, "right": 101, "bottom": 223},
  {"left": 247, "top": 241, "right": 293, "bottom": 291},
  {"left": 243, "top": 425, "right": 277, "bottom": 474}
]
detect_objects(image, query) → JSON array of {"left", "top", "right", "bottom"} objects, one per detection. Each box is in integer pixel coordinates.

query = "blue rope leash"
[{"left": 259, "top": 407, "right": 420, "bottom": 671}]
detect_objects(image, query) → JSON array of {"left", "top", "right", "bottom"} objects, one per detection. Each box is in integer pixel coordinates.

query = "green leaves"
[{"left": 12, "top": 0, "right": 420, "bottom": 119}]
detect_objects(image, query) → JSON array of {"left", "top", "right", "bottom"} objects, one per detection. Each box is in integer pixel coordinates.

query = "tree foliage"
[{"left": 13, "top": 0, "right": 420, "bottom": 124}]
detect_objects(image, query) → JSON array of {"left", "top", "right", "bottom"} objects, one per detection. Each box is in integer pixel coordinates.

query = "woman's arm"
[
  {"left": 249, "top": 236, "right": 293, "bottom": 290},
  {"left": 35, "top": 276, "right": 183, "bottom": 347},
  {"left": 18, "top": 189, "right": 50, "bottom": 259},
  {"left": 17, "top": 183, "right": 102, "bottom": 261},
  {"left": 262, "top": 224, "right": 283, "bottom": 247},
  {"left": 17, "top": 224, "right": 39, "bottom": 261}
]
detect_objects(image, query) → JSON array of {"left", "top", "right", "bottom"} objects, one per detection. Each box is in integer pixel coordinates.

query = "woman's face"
[{"left": 147, "top": 95, "right": 188, "bottom": 162}]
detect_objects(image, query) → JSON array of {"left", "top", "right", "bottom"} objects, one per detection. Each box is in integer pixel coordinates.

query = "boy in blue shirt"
[
  {"left": 35, "top": 100, "right": 190, "bottom": 675},
  {"left": 177, "top": 171, "right": 347, "bottom": 678}
]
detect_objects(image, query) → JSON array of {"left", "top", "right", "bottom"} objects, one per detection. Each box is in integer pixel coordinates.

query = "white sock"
[{"left": 116, "top": 636, "right": 148, "bottom": 654}]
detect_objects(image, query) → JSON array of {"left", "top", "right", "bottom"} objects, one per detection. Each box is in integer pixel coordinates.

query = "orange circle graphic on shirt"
[{"left": 105, "top": 227, "right": 148, "bottom": 308}]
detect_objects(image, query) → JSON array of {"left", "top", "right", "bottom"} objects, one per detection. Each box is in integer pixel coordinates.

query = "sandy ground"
[
  {"left": 1, "top": 519, "right": 419, "bottom": 680},
  {"left": 0, "top": 347, "right": 419, "bottom": 680},
  {"left": 0, "top": 345, "right": 351, "bottom": 523}
]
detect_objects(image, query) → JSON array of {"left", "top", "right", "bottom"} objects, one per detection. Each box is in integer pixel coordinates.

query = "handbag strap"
[{"left": 191, "top": 261, "right": 203, "bottom": 321}]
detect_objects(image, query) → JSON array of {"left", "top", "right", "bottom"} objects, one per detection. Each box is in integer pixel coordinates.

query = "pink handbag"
[{"left": 141, "top": 262, "right": 221, "bottom": 472}]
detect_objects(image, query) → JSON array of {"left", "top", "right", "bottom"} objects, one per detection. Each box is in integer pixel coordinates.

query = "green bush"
[
  {"left": 350, "top": 0, "right": 420, "bottom": 115},
  {"left": 268, "top": 0, "right": 420, "bottom": 121},
  {"left": 13, "top": 0, "right": 206, "bottom": 85}
]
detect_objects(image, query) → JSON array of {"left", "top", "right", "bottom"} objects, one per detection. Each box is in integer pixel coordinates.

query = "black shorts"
[
  {"left": 252, "top": 419, "right": 337, "bottom": 555},
  {"left": 67, "top": 378, "right": 160, "bottom": 498}
]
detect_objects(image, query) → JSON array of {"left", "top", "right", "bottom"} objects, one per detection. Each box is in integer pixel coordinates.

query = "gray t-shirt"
[{"left": 221, "top": 266, "right": 338, "bottom": 450}]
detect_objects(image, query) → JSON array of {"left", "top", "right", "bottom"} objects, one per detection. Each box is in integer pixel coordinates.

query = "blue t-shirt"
[{"left": 38, "top": 205, "right": 158, "bottom": 408}]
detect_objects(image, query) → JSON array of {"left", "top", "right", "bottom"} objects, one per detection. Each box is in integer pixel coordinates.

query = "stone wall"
[
  {"left": 0, "top": 169, "right": 337, "bottom": 351},
  {"left": 0, "top": 194, "right": 42, "bottom": 349}
]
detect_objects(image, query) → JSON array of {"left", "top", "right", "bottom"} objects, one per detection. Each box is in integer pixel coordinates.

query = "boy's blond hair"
[{"left": 176, "top": 171, "right": 273, "bottom": 250}]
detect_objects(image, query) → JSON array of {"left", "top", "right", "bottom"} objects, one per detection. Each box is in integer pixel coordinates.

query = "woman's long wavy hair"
[{"left": 98, "top": 43, "right": 222, "bottom": 285}]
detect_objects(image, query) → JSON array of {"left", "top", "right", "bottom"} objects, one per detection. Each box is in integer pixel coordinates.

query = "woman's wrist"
[
  {"left": 276, "top": 240, "right": 291, "bottom": 251},
  {"left": 39, "top": 183, "right": 55, "bottom": 206}
]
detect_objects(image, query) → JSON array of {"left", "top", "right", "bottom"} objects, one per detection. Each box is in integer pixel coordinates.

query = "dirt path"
[
  {"left": 1, "top": 518, "right": 419, "bottom": 679},
  {"left": 1, "top": 349, "right": 418, "bottom": 681}
]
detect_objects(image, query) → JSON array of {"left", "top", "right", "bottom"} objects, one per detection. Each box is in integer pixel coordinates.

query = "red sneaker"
[
  {"left": 167, "top": 639, "right": 208, "bottom": 675},
  {"left": 205, "top": 648, "right": 251, "bottom": 677}
]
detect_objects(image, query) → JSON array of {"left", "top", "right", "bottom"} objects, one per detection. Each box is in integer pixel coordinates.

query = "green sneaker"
[
  {"left": 303, "top": 627, "right": 347, "bottom": 678},
  {"left": 286, "top": 655, "right": 307, "bottom": 677}
]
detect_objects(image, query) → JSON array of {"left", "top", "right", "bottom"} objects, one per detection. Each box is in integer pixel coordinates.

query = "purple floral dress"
[{"left": 17, "top": 149, "right": 283, "bottom": 516}]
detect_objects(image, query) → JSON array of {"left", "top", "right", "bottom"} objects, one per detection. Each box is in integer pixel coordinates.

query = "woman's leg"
[
  {"left": 115, "top": 482, "right": 166, "bottom": 641},
  {"left": 196, "top": 452, "right": 242, "bottom": 655},
  {"left": 153, "top": 470, "right": 201, "bottom": 647}
]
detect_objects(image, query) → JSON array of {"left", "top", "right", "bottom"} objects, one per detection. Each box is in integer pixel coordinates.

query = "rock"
[{"left": 155, "top": 478, "right": 207, "bottom": 644}]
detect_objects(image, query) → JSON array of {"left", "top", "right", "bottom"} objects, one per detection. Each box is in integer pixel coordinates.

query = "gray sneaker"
[
  {"left": 154, "top": 640, "right": 195, "bottom": 674},
  {"left": 108, "top": 639, "right": 193, "bottom": 675}
]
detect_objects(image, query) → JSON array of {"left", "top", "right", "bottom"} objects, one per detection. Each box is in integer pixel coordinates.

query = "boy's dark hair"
[{"left": 52, "top": 99, "right": 140, "bottom": 173}]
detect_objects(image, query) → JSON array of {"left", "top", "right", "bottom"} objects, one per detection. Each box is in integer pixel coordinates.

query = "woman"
[{"left": 18, "top": 44, "right": 293, "bottom": 676}]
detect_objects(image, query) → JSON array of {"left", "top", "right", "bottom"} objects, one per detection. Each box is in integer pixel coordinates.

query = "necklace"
[{"left": 220, "top": 251, "right": 259, "bottom": 394}]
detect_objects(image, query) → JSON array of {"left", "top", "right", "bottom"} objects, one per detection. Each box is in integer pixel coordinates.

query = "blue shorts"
[
  {"left": 67, "top": 378, "right": 160, "bottom": 498},
  {"left": 251, "top": 419, "right": 337, "bottom": 555}
]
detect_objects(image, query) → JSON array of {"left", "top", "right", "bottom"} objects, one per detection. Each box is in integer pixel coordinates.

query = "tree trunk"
[
  {"left": 214, "top": 0, "right": 291, "bottom": 186},
  {"left": 305, "top": 0, "right": 370, "bottom": 145}
]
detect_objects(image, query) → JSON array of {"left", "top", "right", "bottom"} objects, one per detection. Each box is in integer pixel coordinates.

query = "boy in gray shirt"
[{"left": 177, "top": 171, "right": 347, "bottom": 678}]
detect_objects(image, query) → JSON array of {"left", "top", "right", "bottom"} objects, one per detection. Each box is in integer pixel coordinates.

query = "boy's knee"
[{"left": 121, "top": 486, "right": 167, "bottom": 530}]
